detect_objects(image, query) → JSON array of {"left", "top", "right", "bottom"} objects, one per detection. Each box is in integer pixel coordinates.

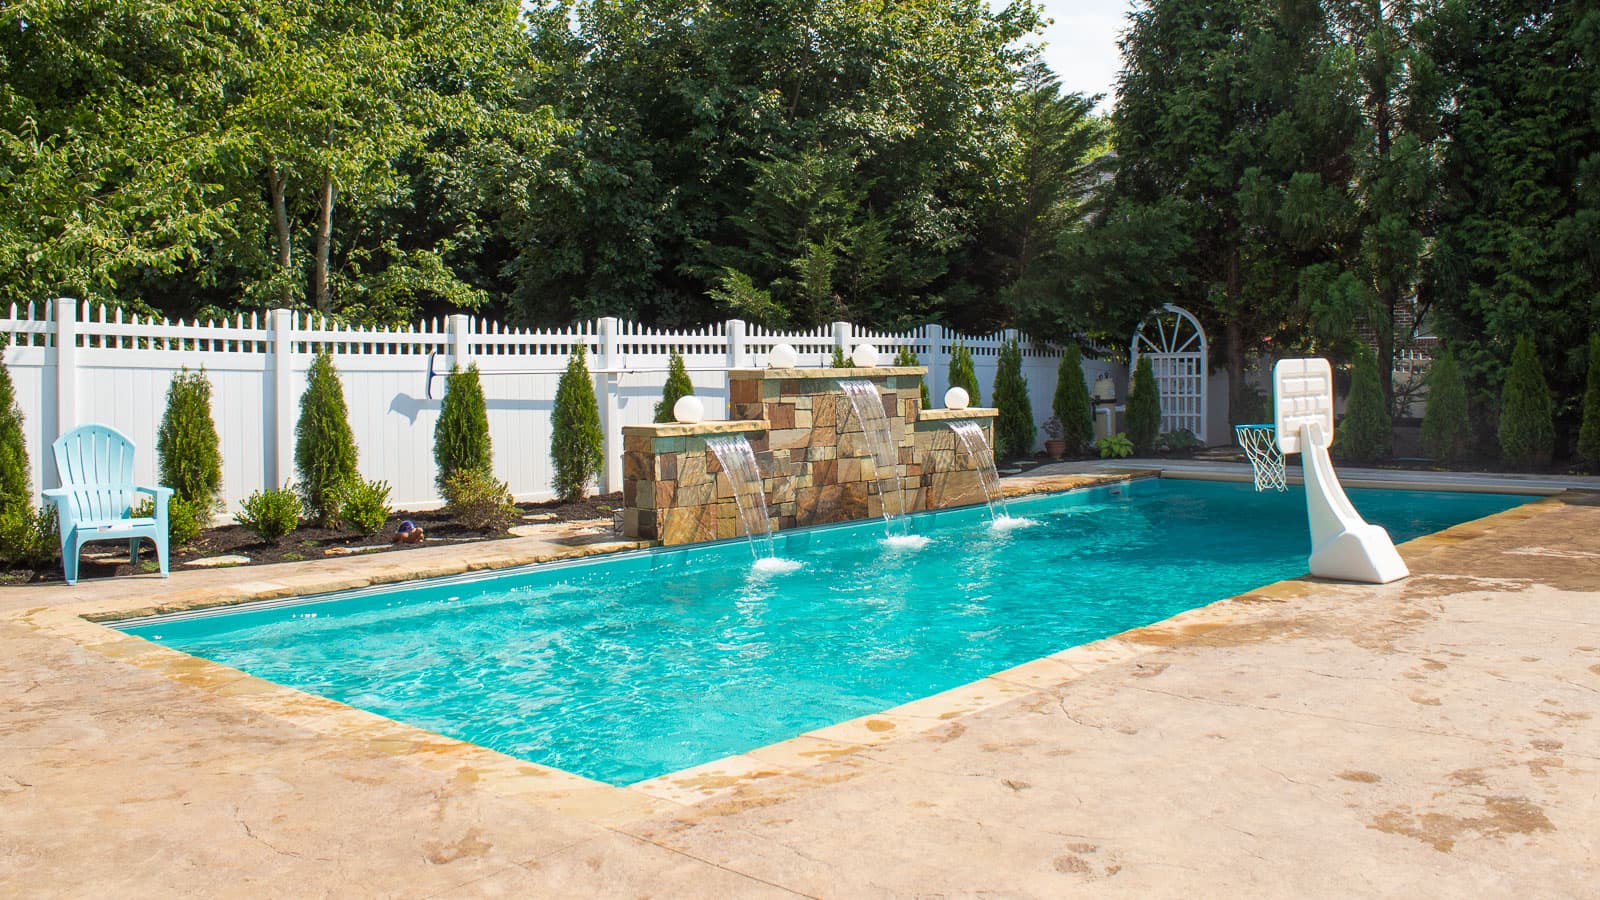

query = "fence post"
[
  {"left": 52, "top": 299, "right": 78, "bottom": 455},
  {"left": 596, "top": 316, "right": 623, "bottom": 493},
  {"left": 832, "top": 321, "right": 852, "bottom": 362},
  {"left": 726, "top": 318, "right": 747, "bottom": 369},
  {"left": 447, "top": 313, "right": 472, "bottom": 371},
  {"left": 270, "top": 309, "right": 296, "bottom": 488},
  {"left": 925, "top": 323, "right": 948, "bottom": 408}
]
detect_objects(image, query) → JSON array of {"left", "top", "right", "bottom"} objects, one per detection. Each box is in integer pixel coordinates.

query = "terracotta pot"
[{"left": 1044, "top": 439, "right": 1066, "bottom": 460}]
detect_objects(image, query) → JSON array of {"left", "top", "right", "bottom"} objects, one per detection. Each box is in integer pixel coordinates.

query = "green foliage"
[
  {"left": 294, "top": 352, "right": 359, "bottom": 525},
  {"left": 1098, "top": 433, "right": 1133, "bottom": 459},
  {"left": 1579, "top": 334, "right": 1600, "bottom": 472},
  {"left": 0, "top": 337, "right": 31, "bottom": 521},
  {"left": 1497, "top": 335, "right": 1554, "bottom": 469},
  {"left": 948, "top": 341, "right": 980, "bottom": 406},
  {"left": 829, "top": 347, "right": 854, "bottom": 369},
  {"left": 1125, "top": 357, "right": 1161, "bottom": 455},
  {"left": 236, "top": 486, "right": 301, "bottom": 543},
  {"left": 895, "top": 346, "right": 931, "bottom": 408},
  {"left": 342, "top": 479, "right": 392, "bottom": 535},
  {"left": 157, "top": 369, "right": 222, "bottom": 523},
  {"left": 0, "top": 506, "right": 59, "bottom": 569},
  {"left": 434, "top": 364, "right": 492, "bottom": 489},
  {"left": 551, "top": 347, "right": 602, "bottom": 502},
  {"left": 992, "top": 339, "right": 1034, "bottom": 458},
  {"left": 442, "top": 469, "right": 518, "bottom": 533},
  {"left": 654, "top": 351, "right": 695, "bottom": 423},
  {"left": 1422, "top": 348, "right": 1470, "bottom": 465},
  {"left": 165, "top": 496, "right": 204, "bottom": 547},
  {"left": 1157, "top": 430, "right": 1204, "bottom": 452},
  {"left": 1335, "top": 346, "right": 1392, "bottom": 463},
  {"left": 1052, "top": 344, "right": 1094, "bottom": 453}
]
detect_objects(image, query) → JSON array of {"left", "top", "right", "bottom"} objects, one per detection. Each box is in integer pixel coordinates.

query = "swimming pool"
[{"left": 120, "top": 479, "right": 1528, "bottom": 785}]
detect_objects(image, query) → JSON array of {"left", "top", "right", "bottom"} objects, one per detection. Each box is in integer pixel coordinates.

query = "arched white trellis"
[{"left": 1130, "top": 304, "right": 1208, "bottom": 443}]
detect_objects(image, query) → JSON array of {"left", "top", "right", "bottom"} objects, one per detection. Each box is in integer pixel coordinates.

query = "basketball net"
[{"left": 1235, "top": 424, "right": 1287, "bottom": 492}]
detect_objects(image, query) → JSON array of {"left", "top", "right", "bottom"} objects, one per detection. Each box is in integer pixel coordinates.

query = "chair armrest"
[
  {"left": 41, "top": 487, "right": 71, "bottom": 500},
  {"left": 134, "top": 485, "right": 175, "bottom": 501}
]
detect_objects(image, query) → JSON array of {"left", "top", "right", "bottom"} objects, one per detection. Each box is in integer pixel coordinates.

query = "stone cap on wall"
[
  {"left": 727, "top": 366, "right": 927, "bottom": 379},
  {"left": 918, "top": 408, "right": 999, "bottom": 421},
  {"left": 621, "top": 420, "right": 767, "bottom": 437}
]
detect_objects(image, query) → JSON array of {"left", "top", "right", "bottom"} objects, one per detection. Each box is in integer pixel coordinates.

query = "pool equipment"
[
  {"left": 1235, "top": 424, "right": 1287, "bottom": 492},
  {"left": 840, "top": 379, "right": 911, "bottom": 537},
  {"left": 705, "top": 435, "right": 777, "bottom": 562},
  {"left": 1273, "top": 358, "right": 1408, "bottom": 584}
]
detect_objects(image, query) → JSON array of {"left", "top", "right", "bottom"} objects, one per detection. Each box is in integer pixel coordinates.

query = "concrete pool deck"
[{"left": 1, "top": 472, "right": 1596, "bottom": 896}]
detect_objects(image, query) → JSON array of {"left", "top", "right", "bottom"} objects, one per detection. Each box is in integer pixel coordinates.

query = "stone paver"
[{"left": 1, "top": 484, "right": 1596, "bottom": 897}]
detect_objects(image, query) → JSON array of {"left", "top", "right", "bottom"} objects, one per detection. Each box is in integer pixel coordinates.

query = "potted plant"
[{"left": 1041, "top": 416, "right": 1066, "bottom": 459}]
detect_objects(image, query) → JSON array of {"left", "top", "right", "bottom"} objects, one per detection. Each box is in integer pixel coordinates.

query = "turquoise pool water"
[{"left": 121, "top": 479, "right": 1527, "bottom": 785}]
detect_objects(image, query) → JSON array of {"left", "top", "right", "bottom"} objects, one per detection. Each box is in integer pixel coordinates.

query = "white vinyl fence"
[{"left": 1, "top": 299, "right": 1122, "bottom": 512}]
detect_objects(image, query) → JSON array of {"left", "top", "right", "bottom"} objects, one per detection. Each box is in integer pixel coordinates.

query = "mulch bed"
[{"left": 0, "top": 493, "right": 622, "bottom": 586}]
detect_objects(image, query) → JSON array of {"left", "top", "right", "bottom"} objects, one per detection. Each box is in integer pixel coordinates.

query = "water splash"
[
  {"left": 882, "top": 534, "right": 931, "bottom": 551},
  {"left": 706, "top": 435, "right": 777, "bottom": 562},
  {"left": 990, "top": 514, "right": 1039, "bottom": 532},
  {"left": 751, "top": 557, "right": 803, "bottom": 576},
  {"left": 840, "top": 379, "right": 912, "bottom": 540},
  {"left": 949, "top": 420, "right": 1012, "bottom": 526}
]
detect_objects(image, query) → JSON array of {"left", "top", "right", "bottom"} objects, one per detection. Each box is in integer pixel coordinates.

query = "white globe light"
[
  {"left": 673, "top": 395, "right": 705, "bottom": 423},
  {"left": 944, "top": 387, "right": 970, "bottom": 410},
  {"left": 768, "top": 343, "right": 799, "bottom": 369},
  {"left": 850, "top": 343, "right": 879, "bottom": 368}
]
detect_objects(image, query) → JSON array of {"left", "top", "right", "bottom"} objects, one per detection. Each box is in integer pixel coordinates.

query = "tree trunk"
[
  {"left": 267, "top": 164, "right": 292, "bottom": 308},
  {"left": 313, "top": 174, "right": 335, "bottom": 314},
  {"left": 1225, "top": 247, "right": 1247, "bottom": 427}
]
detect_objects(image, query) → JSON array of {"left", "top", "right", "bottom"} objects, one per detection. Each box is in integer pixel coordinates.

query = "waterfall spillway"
[
  {"left": 949, "top": 420, "right": 1025, "bottom": 529},
  {"left": 840, "top": 379, "right": 911, "bottom": 538},
  {"left": 706, "top": 435, "right": 776, "bottom": 562}
]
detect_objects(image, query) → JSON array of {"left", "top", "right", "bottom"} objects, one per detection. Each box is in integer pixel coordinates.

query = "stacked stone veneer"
[{"left": 622, "top": 367, "right": 997, "bottom": 545}]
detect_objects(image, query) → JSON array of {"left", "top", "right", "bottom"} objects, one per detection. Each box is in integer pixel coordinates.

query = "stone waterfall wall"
[{"left": 623, "top": 368, "right": 997, "bottom": 545}]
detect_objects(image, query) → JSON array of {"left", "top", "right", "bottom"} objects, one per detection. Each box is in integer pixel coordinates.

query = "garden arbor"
[{"left": 1130, "top": 305, "right": 1208, "bottom": 443}]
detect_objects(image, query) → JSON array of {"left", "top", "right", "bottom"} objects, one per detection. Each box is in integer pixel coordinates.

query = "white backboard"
[{"left": 1273, "top": 358, "right": 1334, "bottom": 454}]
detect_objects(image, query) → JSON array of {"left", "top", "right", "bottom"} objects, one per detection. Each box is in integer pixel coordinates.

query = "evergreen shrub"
[
  {"left": 830, "top": 346, "right": 854, "bottom": 368},
  {"left": 1421, "top": 347, "right": 1469, "bottom": 465},
  {"left": 992, "top": 339, "right": 1034, "bottom": 457},
  {"left": 1052, "top": 343, "right": 1094, "bottom": 454},
  {"left": 442, "top": 469, "right": 518, "bottom": 532},
  {"left": 157, "top": 368, "right": 223, "bottom": 535},
  {"left": 0, "top": 336, "right": 31, "bottom": 520},
  {"left": 895, "top": 346, "right": 930, "bottom": 407},
  {"left": 948, "top": 341, "right": 980, "bottom": 405},
  {"left": 1335, "top": 345, "right": 1391, "bottom": 462},
  {"left": 295, "top": 351, "right": 359, "bottom": 525},
  {"left": 654, "top": 350, "right": 695, "bottom": 423},
  {"left": 1497, "top": 335, "right": 1554, "bottom": 468},
  {"left": 434, "top": 363, "right": 492, "bottom": 488},
  {"left": 235, "top": 486, "right": 301, "bottom": 543},
  {"left": 1578, "top": 333, "right": 1600, "bottom": 472},
  {"left": 551, "top": 346, "right": 603, "bottom": 502},
  {"left": 1126, "top": 356, "right": 1161, "bottom": 454},
  {"left": 342, "top": 479, "right": 392, "bottom": 535}
]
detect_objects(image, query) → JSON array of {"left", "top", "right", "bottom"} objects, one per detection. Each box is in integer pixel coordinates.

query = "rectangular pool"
[{"left": 119, "top": 479, "right": 1529, "bottom": 785}]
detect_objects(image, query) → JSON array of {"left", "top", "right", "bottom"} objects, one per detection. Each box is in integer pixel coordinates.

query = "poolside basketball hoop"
[{"left": 1235, "top": 424, "right": 1286, "bottom": 492}]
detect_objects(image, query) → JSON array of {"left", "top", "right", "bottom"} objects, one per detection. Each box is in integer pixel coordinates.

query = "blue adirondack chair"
[{"left": 42, "top": 424, "right": 172, "bottom": 585}]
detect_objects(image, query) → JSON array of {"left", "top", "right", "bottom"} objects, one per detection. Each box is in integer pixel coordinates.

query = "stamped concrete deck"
[{"left": 2, "top": 479, "right": 1597, "bottom": 897}]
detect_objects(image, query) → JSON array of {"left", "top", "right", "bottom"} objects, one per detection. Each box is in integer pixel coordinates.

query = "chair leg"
[
  {"left": 62, "top": 535, "right": 81, "bottom": 585},
  {"left": 130, "top": 538, "right": 141, "bottom": 564},
  {"left": 155, "top": 532, "right": 169, "bottom": 578}
]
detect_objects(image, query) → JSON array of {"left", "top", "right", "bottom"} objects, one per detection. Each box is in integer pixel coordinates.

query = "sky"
[{"left": 1029, "top": 0, "right": 1138, "bottom": 111}]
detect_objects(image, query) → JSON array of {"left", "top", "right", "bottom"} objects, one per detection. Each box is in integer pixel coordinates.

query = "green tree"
[
  {"left": 295, "top": 351, "right": 359, "bottom": 524},
  {"left": 1421, "top": 348, "right": 1469, "bottom": 465},
  {"left": 434, "top": 363, "right": 492, "bottom": 488},
  {"left": 157, "top": 369, "right": 224, "bottom": 530},
  {"left": 1579, "top": 334, "right": 1600, "bottom": 472},
  {"left": 1336, "top": 345, "right": 1391, "bottom": 462},
  {"left": 948, "top": 341, "right": 981, "bottom": 406},
  {"left": 895, "top": 346, "right": 931, "bottom": 408},
  {"left": 1052, "top": 344, "right": 1094, "bottom": 454},
  {"left": 992, "top": 339, "right": 1034, "bottom": 458},
  {"left": 0, "top": 337, "right": 30, "bottom": 519},
  {"left": 1125, "top": 356, "right": 1161, "bottom": 455},
  {"left": 551, "top": 346, "right": 603, "bottom": 502},
  {"left": 1497, "top": 335, "right": 1554, "bottom": 469},
  {"left": 654, "top": 351, "right": 695, "bottom": 423}
]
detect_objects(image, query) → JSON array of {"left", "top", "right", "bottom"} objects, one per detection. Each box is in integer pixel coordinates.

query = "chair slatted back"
[{"left": 52, "top": 425, "right": 138, "bottom": 523}]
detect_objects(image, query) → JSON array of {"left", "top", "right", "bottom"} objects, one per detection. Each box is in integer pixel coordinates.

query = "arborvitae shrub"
[
  {"left": 894, "top": 346, "right": 930, "bottom": 408},
  {"left": 829, "top": 346, "right": 854, "bottom": 368},
  {"left": 157, "top": 368, "right": 223, "bottom": 533},
  {"left": 342, "top": 479, "right": 392, "bottom": 535},
  {"left": 1126, "top": 356, "right": 1161, "bottom": 454},
  {"left": 551, "top": 346, "right": 603, "bottom": 502},
  {"left": 992, "top": 339, "right": 1034, "bottom": 457},
  {"left": 235, "top": 486, "right": 301, "bottom": 543},
  {"left": 0, "top": 336, "right": 31, "bottom": 520},
  {"left": 0, "top": 506, "right": 57, "bottom": 568},
  {"left": 1578, "top": 333, "right": 1600, "bottom": 472},
  {"left": 948, "top": 341, "right": 980, "bottom": 405},
  {"left": 1497, "top": 334, "right": 1554, "bottom": 468},
  {"left": 434, "top": 363, "right": 492, "bottom": 489},
  {"left": 1421, "top": 348, "right": 1469, "bottom": 465},
  {"left": 295, "top": 351, "right": 359, "bottom": 525},
  {"left": 654, "top": 351, "right": 695, "bottom": 423},
  {"left": 1335, "top": 345, "right": 1391, "bottom": 462},
  {"left": 1053, "top": 343, "right": 1094, "bottom": 454}
]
